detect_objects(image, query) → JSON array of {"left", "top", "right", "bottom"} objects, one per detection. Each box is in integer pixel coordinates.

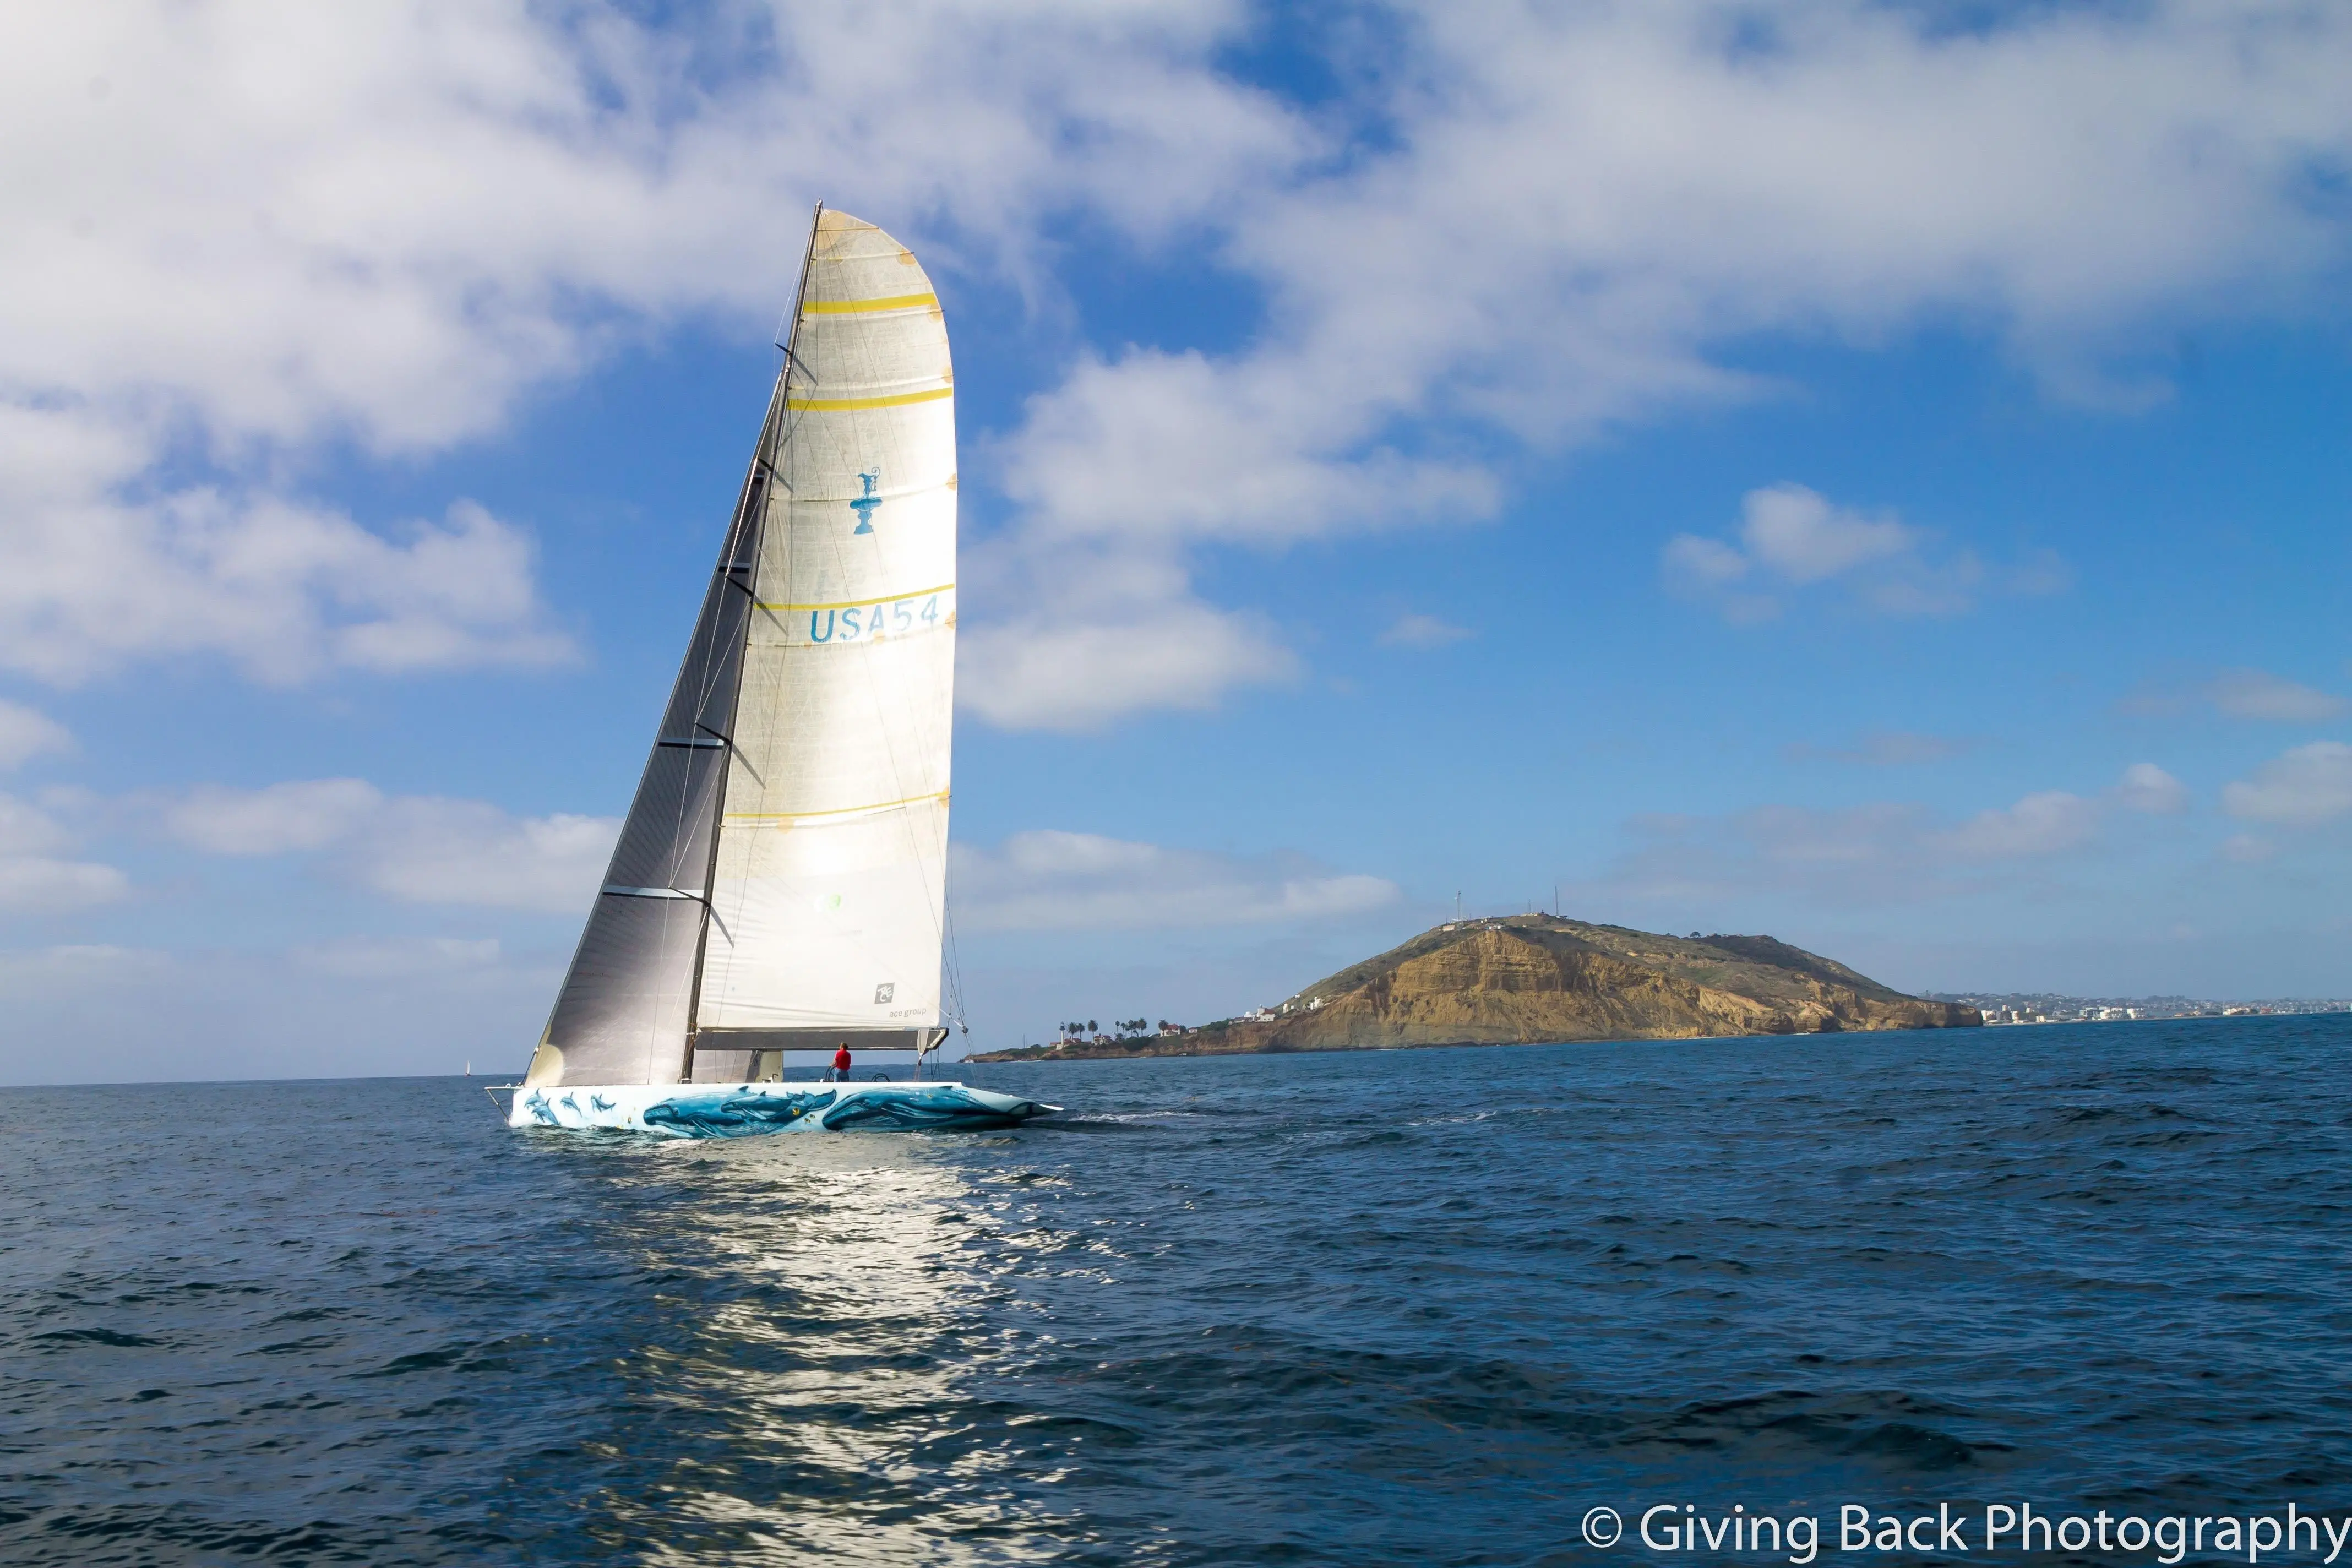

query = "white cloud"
[
  {"left": 0, "top": 791, "right": 127, "bottom": 911},
  {"left": 6, "top": 4, "right": 1297, "bottom": 451},
  {"left": 964, "top": 347, "right": 1482, "bottom": 725},
  {"left": 0, "top": 857, "right": 127, "bottom": 912},
  {"left": 1739, "top": 483, "right": 1920, "bottom": 584},
  {"left": 998, "top": 351, "right": 1491, "bottom": 552},
  {"left": 0, "top": 701, "right": 72, "bottom": 769},
  {"left": 0, "top": 1, "right": 1297, "bottom": 690},
  {"left": 1379, "top": 612, "right": 1473, "bottom": 650},
  {"left": 2204, "top": 669, "right": 2348, "bottom": 722},
  {"left": 952, "top": 830, "right": 1399, "bottom": 933},
  {"left": 2221, "top": 833, "right": 2276, "bottom": 864},
  {"left": 2222, "top": 741, "right": 2352, "bottom": 827},
  {"left": 959, "top": 594, "right": 1297, "bottom": 732},
  {"left": 2115, "top": 762, "right": 2190, "bottom": 815},
  {"left": 293, "top": 936, "right": 502, "bottom": 980},
  {"left": 10, "top": 3, "right": 2352, "bottom": 721},
  {"left": 1607, "top": 765, "right": 2191, "bottom": 904},
  {"left": 1786, "top": 731, "right": 1971, "bottom": 766},
  {"left": 975, "top": 1, "right": 2352, "bottom": 717},
  {"left": 2008, "top": 550, "right": 2075, "bottom": 597},
  {"left": 1933, "top": 791, "right": 2101, "bottom": 860},
  {"left": 1663, "top": 534, "right": 1750, "bottom": 587},
  {"left": 1664, "top": 483, "right": 2045, "bottom": 621},
  {"left": 160, "top": 778, "right": 617, "bottom": 912},
  {"left": 0, "top": 796, "right": 71, "bottom": 858},
  {"left": 1588, "top": 766, "right": 2184, "bottom": 909},
  {"left": 1596, "top": 802, "right": 1943, "bottom": 909},
  {"left": 0, "top": 420, "right": 576, "bottom": 684},
  {"left": 356, "top": 798, "right": 616, "bottom": 913},
  {"left": 2119, "top": 667, "right": 2350, "bottom": 722},
  {"left": 0, "top": 945, "right": 172, "bottom": 1010},
  {"left": 165, "top": 778, "right": 386, "bottom": 855}
]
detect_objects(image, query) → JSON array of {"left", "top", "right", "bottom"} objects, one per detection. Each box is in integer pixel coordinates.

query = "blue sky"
[{"left": 3, "top": 2, "right": 2349, "bottom": 1083}]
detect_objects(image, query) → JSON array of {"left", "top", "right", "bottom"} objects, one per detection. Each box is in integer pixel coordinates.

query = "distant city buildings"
[{"left": 1929, "top": 993, "right": 2352, "bottom": 1025}]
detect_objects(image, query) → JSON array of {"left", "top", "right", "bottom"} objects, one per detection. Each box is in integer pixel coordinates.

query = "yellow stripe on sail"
[
  {"left": 726, "top": 788, "right": 950, "bottom": 824},
  {"left": 801, "top": 293, "right": 938, "bottom": 314},
  {"left": 785, "top": 386, "right": 952, "bottom": 411},
  {"left": 756, "top": 582, "right": 955, "bottom": 614}
]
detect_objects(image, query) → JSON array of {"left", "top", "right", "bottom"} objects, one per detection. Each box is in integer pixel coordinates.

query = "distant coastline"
[
  {"left": 1928, "top": 992, "right": 2352, "bottom": 1025},
  {"left": 970, "top": 914, "right": 1978, "bottom": 1062}
]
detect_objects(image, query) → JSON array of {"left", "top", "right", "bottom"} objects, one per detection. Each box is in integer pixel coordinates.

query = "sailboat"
[{"left": 502, "top": 207, "right": 1055, "bottom": 1137}]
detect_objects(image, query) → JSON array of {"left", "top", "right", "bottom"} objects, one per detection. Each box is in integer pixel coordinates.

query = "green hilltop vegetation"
[{"left": 971, "top": 914, "right": 1979, "bottom": 1061}]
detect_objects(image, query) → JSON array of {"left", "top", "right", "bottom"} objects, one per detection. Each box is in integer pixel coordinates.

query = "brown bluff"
[{"left": 972, "top": 915, "right": 1979, "bottom": 1060}]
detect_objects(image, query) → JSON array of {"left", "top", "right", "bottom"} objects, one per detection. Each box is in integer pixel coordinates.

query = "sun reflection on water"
[{"left": 587, "top": 1135, "right": 1086, "bottom": 1565}]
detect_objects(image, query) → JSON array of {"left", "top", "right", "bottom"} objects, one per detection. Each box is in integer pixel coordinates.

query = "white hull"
[{"left": 505, "top": 1080, "right": 1056, "bottom": 1138}]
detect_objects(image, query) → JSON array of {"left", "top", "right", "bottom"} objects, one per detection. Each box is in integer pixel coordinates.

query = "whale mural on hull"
[{"left": 510, "top": 1082, "right": 1053, "bottom": 1138}]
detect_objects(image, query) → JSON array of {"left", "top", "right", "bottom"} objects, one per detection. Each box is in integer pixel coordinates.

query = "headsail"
[{"left": 525, "top": 209, "right": 955, "bottom": 1090}]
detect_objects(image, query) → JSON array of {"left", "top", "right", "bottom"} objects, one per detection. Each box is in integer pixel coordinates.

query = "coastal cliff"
[{"left": 971, "top": 915, "right": 1978, "bottom": 1060}]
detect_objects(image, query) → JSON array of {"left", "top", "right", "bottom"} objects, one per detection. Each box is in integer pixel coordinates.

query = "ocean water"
[{"left": 4, "top": 1016, "right": 2349, "bottom": 1565}]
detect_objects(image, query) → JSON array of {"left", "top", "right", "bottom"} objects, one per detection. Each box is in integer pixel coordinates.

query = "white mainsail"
[
  {"left": 693, "top": 210, "right": 957, "bottom": 1068},
  {"left": 526, "top": 208, "right": 955, "bottom": 1090}
]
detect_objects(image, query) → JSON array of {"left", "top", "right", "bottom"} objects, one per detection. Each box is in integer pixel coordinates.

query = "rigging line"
[{"left": 942, "top": 897, "right": 968, "bottom": 1031}]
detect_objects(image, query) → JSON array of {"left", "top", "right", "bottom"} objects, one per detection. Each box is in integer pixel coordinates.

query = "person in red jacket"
[{"left": 831, "top": 1042, "right": 853, "bottom": 1083}]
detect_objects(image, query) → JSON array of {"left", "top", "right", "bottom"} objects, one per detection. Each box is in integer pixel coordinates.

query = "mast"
[{"left": 677, "top": 202, "right": 827, "bottom": 1082}]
